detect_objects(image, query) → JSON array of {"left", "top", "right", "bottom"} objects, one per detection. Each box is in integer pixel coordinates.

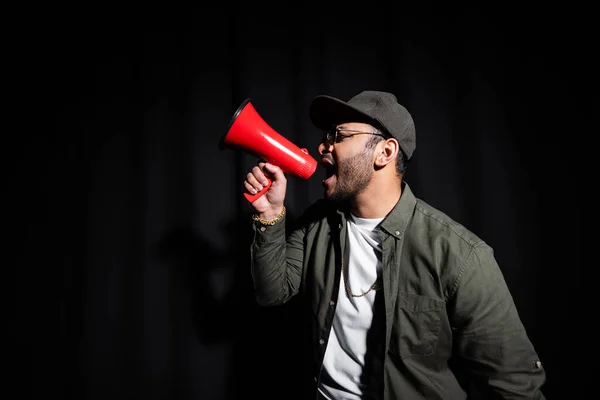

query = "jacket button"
[
  {"left": 395, "top": 230, "right": 400, "bottom": 236},
  {"left": 329, "top": 300, "right": 335, "bottom": 306},
  {"left": 319, "top": 338, "right": 325, "bottom": 345}
]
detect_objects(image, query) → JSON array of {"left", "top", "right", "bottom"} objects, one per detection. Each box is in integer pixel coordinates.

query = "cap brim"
[{"left": 309, "top": 95, "right": 378, "bottom": 131}]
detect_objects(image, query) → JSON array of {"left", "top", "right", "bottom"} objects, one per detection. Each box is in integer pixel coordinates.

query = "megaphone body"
[{"left": 220, "top": 99, "right": 318, "bottom": 202}]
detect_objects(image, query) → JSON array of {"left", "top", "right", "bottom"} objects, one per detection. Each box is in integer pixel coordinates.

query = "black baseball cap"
[{"left": 309, "top": 90, "right": 416, "bottom": 160}]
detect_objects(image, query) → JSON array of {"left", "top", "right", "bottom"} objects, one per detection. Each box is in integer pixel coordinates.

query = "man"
[{"left": 244, "top": 90, "right": 546, "bottom": 399}]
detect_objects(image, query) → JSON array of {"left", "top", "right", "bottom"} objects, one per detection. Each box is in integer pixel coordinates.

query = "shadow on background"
[{"left": 154, "top": 213, "right": 306, "bottom": 399}]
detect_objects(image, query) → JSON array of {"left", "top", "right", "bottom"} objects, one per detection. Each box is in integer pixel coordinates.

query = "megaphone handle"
[{"left": 243, "top": 177, "right": 273, "bottom": 203}]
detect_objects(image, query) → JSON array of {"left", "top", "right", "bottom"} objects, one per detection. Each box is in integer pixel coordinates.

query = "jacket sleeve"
[
  {"left": 250, "top": 214, "right": 305, "bottom": 306},
  {"left": 449, "top": 243, "right": 547, "bottom": 399}
]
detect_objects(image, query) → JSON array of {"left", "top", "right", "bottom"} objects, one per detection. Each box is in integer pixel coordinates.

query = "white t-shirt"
[{"left": 318, "top": 213, "right": 384, "bottom": 399}]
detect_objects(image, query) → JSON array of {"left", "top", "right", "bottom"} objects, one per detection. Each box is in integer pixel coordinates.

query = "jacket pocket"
[{"left": 389, "top": 292, "right": 445, "bottom": 358}]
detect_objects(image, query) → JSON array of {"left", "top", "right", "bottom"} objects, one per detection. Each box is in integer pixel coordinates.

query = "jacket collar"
[
  {"left": 379, "top": 181, "right": 416, "bottom": 239},
  {"left": 333, "top": 181, "right": 416, "bottom": 239}
]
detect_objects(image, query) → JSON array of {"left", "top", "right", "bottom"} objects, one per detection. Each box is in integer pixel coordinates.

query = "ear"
[{"left": 374, "top": 139, "right": 399, "bottom": 168}]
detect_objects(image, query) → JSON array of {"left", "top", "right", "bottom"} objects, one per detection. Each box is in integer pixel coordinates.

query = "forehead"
[{"left": 335, "top": 122, "right": 375, "bottom": 131}]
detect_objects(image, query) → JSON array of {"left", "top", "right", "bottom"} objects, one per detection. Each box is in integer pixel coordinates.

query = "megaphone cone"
[{"left": 220, "top": 99, "right": 318, "bottom": 202}]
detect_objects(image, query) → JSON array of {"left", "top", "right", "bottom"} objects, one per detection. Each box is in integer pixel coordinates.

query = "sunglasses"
[{"left": 323, "top": 127, "right": 388, "bottom": 147}]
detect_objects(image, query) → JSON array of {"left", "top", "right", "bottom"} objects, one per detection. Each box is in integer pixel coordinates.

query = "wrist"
[
  {"left": 258, "top": 206, "right": 284, "bottom": 220},
  {"left": 253, "top": 206, "right": 286, "bottom": 226}
]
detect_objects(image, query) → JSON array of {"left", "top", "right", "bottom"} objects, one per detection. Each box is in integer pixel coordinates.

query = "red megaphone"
[{"left": 220, "top": 99, "right": 318, "bottom": 202}]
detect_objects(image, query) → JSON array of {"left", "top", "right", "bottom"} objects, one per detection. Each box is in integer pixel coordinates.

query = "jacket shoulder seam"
[{"left": 414, "top": 201, "right": 484, "bottom": 247}]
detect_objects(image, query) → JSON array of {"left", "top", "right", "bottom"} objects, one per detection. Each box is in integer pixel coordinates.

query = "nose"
[{"left": 318, "top": 141, "right": 332, "bottom": 155}]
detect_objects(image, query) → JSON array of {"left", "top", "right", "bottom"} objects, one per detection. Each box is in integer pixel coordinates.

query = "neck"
[{"left": 349, "top": 174, "right": 402, "bottom": 219}]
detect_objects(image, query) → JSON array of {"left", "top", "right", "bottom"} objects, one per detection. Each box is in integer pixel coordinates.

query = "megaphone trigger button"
[{"left": 301, "top": 148, "right": 308, "bottom": 154}]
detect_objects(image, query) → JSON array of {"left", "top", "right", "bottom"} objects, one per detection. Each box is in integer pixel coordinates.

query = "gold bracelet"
[{"left": 252, "top": 206, "right": 286, "bottom": 226}]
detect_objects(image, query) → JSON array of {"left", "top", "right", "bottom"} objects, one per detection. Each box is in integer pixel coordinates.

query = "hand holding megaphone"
[
  {"left": 219, "top": 99, "right": 318, "bottom": 203},
  {"left": 245, "top": 161, "right": 287, "bottom": 212},
  {"left": 245, "top": 162, "right": 276, "bottom": 203}
]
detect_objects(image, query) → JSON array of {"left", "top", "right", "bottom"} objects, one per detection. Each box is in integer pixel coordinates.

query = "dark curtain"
[{"left": 30, "top": 5, "right": 588, "bottom": 400}]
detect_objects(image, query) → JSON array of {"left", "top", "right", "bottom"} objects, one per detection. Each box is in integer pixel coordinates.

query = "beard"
[{"left": 326, "top": 149, "right": 374, "bottom": 203}]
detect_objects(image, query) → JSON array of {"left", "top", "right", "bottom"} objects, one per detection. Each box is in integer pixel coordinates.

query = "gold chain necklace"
[{"left": 341, "top": 253, "right": 381, "bottom": 298}]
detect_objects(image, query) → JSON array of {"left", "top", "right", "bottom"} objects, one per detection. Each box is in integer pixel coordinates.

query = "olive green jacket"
[{"left": 250, "top": 183, "right": 546, "bottom": 399}]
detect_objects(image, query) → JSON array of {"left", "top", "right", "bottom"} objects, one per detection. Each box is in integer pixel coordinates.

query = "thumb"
[{"left": 264, "top": 162, "right": 285, "bottom": 180}]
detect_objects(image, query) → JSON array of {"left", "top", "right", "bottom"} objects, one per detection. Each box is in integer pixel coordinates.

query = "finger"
[
  {"left": 246, "top": 170, "right": 265, "bottom": 192},
  {"left": 252, "top": 165, "right": 270, "bottom": 187},
  {"left": 244, "top": 181, "right": 259, "bottom": 195},
  {"left": 263, "top": 163, "right": 286, "bottom": 182}
]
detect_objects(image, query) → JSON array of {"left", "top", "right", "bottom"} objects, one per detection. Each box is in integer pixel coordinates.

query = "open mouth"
[{"left": 321, "top": 157, "right": 337, "bottom": 185}]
